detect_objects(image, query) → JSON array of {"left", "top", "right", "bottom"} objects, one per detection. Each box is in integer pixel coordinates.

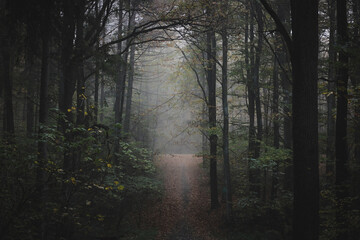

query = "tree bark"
[
  {"left": 290, "top": 1, "right": 319, "bottom": 239},
  {"left": 100, "top": 75, "right": 105, "bottom": 123},
  {"left": 75, "top": 0, "right": 86, "bottom": 126},
  {"left": 350, "top": 0, "right": 360, "bottom": 204},
  {"left": 94, "top": 51, "right": 99, "bottom": 124},
  {"left": 273, "top": 55, "right": 280, "bottom": 149},
  {"left": 206, "top": 4, "right": 219, "bottom": 208},
  {"left": 124, "top": 44, "right": 135, "bottom": 135},
  {"left": 248, "top": 4, "right": 256, "bottom": 159},
  {"left": 114, "top": 0, "right": 124, "bottom": 161},
  {"left": 221, "top": 11, "right": 232, "bottom": 222},
  {"left": 254, "top": 2, "right": 263, "bottom": 159},
  {"left": 1, "top": 34, "right": 14, "bottom": 136},
  {"left": 335, "top": 1, "right": 349, "bottom": 239},
  {"left": 326, "top": 0, "right": 336, "bottom": 180},
  {"left": 36, "top": 7, "right": 50, "bottom": 238}
]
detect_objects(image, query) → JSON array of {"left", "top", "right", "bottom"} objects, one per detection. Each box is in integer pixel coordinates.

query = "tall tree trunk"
[
  {"left": 206, "top": 6, "right": 219, "bottom": 208},
  {"left": 75, "top": 0, "right": 86, "bottom": 126},
  {"left": 248, "top": 4, "right": 256, "bottom": 159},
  {"left": 272, "top": 54, "right": 279, "bottom": 200},
  {"left": 326, "top": 0, "right": 336, "bottom": 180},
  {"left": 273, "top": 55, "right": 280, "bottom": 149},
  {"left": 248, "top": 2, "right": 261, "bottom": 196},
  {"left": 201, "top": 51, "right": 208, "bottom": 166},
  {"left": 94, "top": 52, "right": 99, "bottom": 124},
  {"left": 25, "top": 26, "right": 36, "bottom": 137},
  {"left": 254, "top": 2, "right": 263, "bottom": 159},
  {"left": 335, "top": 0, "right": 349, "bottom": 239},
  {"left": 260, "top": 0, "right": 320, "bottom": 238},
  {"left": 114, "top": 0, "right": 124, "bottom": 161},
  {"left": 277, "top": 1, "right": 293, "bottom": 192},
  {"left": 2, "top": 36, "right": 14, "bottom": 136},
  {"left": 36, "top": 9, "right": 50, "bottom": 238},
  {"left": 350, "top": 0, "right": 360, "bottom": 205},
  {"left": 221, "top": 10, "right": 232, "bottom": 222},
  {"left": 94, "top": 3, "right": 101, "bottom": 124},
  {"left": 123, "top": 44, "right": 135, "bottom": 135},
  {"left": 290, "top": 1, "right": 319, "bottom": 239},
  {"left": 100, "top": 75, "right": 105, "bottom": 123}
]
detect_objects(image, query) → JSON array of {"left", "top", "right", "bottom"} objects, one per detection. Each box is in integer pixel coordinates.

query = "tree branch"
[{"left": 258, "top": 0, "right": 292, "bottom": 51}]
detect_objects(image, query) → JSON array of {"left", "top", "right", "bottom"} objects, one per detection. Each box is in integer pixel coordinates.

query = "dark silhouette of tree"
[
  {"left": 220, "top": 0, "right": 232, "bottom": 222},
  {"left": 335, "top": 0, "right": 349, "bottom": 239},
  {"left": 259, "top": 0, "right": 320, "bottom": 239},
  {"left": 206, "top": 2, "right": 219, "bottom": 209}
]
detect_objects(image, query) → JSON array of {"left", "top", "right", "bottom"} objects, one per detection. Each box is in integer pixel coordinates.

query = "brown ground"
[{"left": 141, "top": 154, "right": 223, "bottom": 240}]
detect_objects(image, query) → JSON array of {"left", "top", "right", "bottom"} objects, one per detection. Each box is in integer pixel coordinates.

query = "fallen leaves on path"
[{"left": 141, "top": 154, "right": 223, "bottom": 240}]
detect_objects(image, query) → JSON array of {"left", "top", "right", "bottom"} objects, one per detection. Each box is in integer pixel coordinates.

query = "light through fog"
[{"left": 135, "top": 40, "right": 202, "bottom": 154}]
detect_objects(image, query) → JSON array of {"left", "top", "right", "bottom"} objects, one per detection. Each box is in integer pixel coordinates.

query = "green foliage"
[
  {"left": 0, "top": 122, "right": 161, "bottom": 239},
  {"left": 249, "top": 145, "right": 292, "bottom": 170}
]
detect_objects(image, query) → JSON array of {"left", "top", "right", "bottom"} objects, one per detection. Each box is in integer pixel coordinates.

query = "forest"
[{"left": 0, "top": 0, "right": 359, "bottom": 239}]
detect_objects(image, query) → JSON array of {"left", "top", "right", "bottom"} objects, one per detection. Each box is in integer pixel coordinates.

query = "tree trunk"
[
  {"left": 100, "top": 75, "right": 105, "bottom": 122},
  {"left": 75, "top": 0, "right": 86, "bottom": 126},
  {"left": 290, "top": 1, "right": 319, "bottom": 239},
  {"left": 94, "top": 41, "right": 100, "bottom": 124},
  {"left": 119, "top": 0, "right": 134, "bottom": 131},
  {"left": 254, "top": 2, "right": 263, "bottom": 159},
  {"left": 114, "top": 0, "right": 124, "bottom": 160},
  {"left": 277, "top": 1, "right": 293, "bottom": 192},
  {"left": 221, "top": 14, "right": 232, "bottom": 222},
  {"left": 25, "top": 28, "right": 36, "bottom": 137},
  {"left": 206, "top": 8, "right": 219, "bottom": 208},
  {"left": 124, "top": 44, "right": 135, "bottom": 135},
  {"left": 248, "top": 4, "right": 256, "bottom": 159},
  {"left": 350, "top": 0, "right": 360, "bottom": 205},
  {"left": 335, "top": 1, "right": 349, "bottom": 239},
  {"left": 326, "top": 0, "right": 336, "bottom": 180},
  {"left": 2, "top": 36, "right": 14, "bottom": 136},
  {"left": 248, "top": 2, "right": 261, "bottom": 197},
  {"left": 36, "top": 10, "right": 50, "bottom": 238},
  {"left": 273, "top": 55, "right": 280, "bottom": 149}
]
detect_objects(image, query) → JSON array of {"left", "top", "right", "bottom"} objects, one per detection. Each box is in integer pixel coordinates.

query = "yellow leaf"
[
  {"left": 117, "top": 185, "right": 125, "bottom": 191},
  {"left": 107, "top": 163, "right": 112, "bottom": 168},
  {"left": 67, "top": 109, "right": 72, "bottom": 112},
  {"left": 97, "top": 214, "right": 105, "bottom": 221},
  {"left": 114, "top": 181, "right": 119, "bottom": 185},
  {"left": 70, "top": 177, "right": 76, "bottom": 185}
]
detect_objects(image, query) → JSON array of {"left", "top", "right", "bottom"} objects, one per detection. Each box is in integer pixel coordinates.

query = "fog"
[{"left": 134, "top": 42, "right": 203, "bottom": 154}]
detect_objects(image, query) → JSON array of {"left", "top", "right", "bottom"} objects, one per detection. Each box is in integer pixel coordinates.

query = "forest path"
[{"left": 151, "top": 154, "right": 222, "bottom": 240}]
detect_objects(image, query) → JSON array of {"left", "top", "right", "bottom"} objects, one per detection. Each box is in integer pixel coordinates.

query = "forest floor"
[{"left": 140, "top": 154, "right": 224, "bottom": 240}]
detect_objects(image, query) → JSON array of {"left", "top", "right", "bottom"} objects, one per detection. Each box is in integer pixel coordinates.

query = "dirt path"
[{"left": 150, "top": 154, "right": 222, "bottom": 240}]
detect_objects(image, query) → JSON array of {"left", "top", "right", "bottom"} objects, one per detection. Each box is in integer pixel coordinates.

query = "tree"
[
  {"left": 0, "top": 0, "right": 15, "bottom": 137},
  {"left": 259, "top": 0, "right": 320, "bottom": 239},
  {"left": 220, "top": 0, "right": 232, "bottom": 222},
  {"left": 335, "top": 0, "right": 349, "bottom": 239},
  {"left": 326, "top": 0, "right": 336, "bottom": 180},
  {"left": 206, "top": 2, "right": 220, "bottom": 209}
]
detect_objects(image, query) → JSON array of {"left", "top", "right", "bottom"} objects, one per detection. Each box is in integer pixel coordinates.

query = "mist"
[{"left": 135, "top": 42, "right": 202, "bottom": 154}]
